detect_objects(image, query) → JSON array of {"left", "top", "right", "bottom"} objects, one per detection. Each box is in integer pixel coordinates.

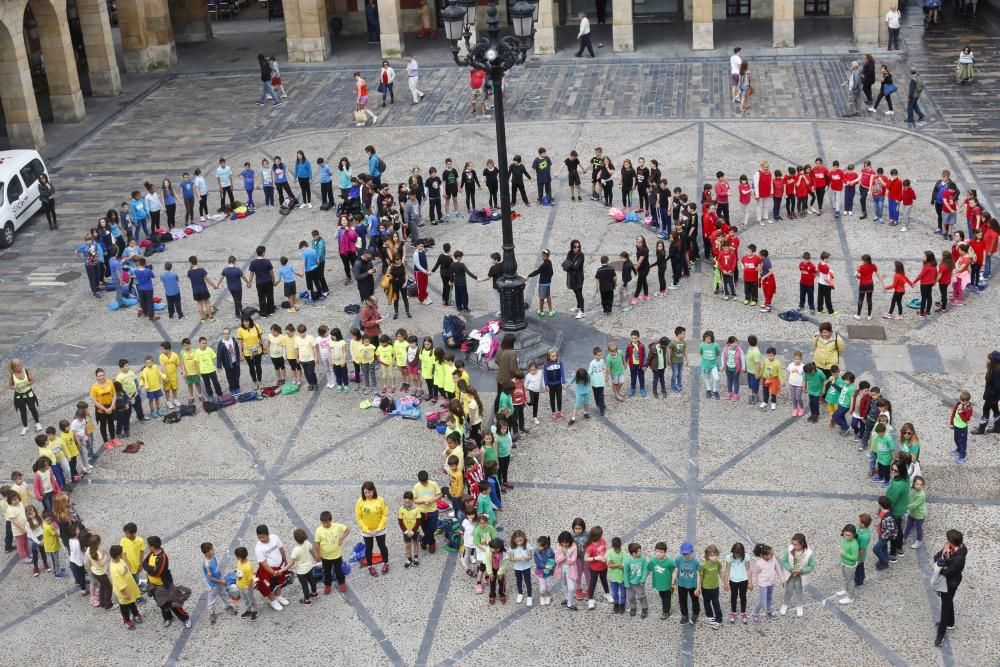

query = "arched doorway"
[
  {"left": 0, "top": 15, "right": 46, "bottom": 147},
  {"left": 23, "top": 0, "right": 85, "bottom": 123}
]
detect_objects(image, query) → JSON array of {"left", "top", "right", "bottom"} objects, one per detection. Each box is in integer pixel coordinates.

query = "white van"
[{"left": 0, "top": 150, "right": 49, "bottom": 248}]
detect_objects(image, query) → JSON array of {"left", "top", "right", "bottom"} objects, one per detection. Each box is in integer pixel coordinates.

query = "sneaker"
[
  {"left": 741, "top": 613, "right": 749, "bottom": 624},
  {"left": 517, "top": 594, "right": 523, "bottom": 603},
  {"left": 640, "top": 608, "right": 648, "bottom": 618},
  {"left": 839, "top": 596, "right": 854, "bottom": 604},
  {"left": 835, "top": 589, "right": 847, "bottom": 596},
  {"left": 766, "top": 611, "right": 779, "bottom": 620},
  {"left": 276, "top": 596, "right": 290, "bottom": 606},
  {"left": 526, "top": 597, "right": 533, "bottom": 607},
  {"left": 796, "top": 606, "right": 803, "bottom": 617},
  {"left": 729, "top": 612, "right": 737, "bottom": 623},
  {"left": 885, "top": 110, "right": 894, "bottom": 115},
  {"left": 164, "top": 619, "right": 173, "bottom": 628},
  {"left": 661, "top": 612, "right": 669, "bottom": 620},
  {"left": 630, "top": 608, "right": 637, "bottom": 617},
  {"left": 680, "top": 615, "right": 690, "bottom": 625},
  {"left": 381, "top": 562, "right": 389, "bottom": 574},
  {"left": 476, "top": 582, "right": 484, "bottom": 594},
  {"left": 752, "top": 614, "right": 760, "bottom": 623},
  {"left": 779, "top": 605, "right": 788, "bottom": 615},
  {"left": 338, "top": 583, "right": 347, "bottom": 592},
  {"left": 300, "top": 598, "right": 312, "bottom": 605},
  {"left": 709, "top": 620, "right": 720, "bottom": 629},
  {"left": 574, "top": 311, "right": 585, "bottom": 319},
  {"left": 910, "top": 541, "right": 922, "bottom": 549},
  {"left": 587, "top": 599, "right": 595, "bottom": 609},
  {"left": 270, "top": 600, "right": 283, "bottom": 611},
  {"left": 368, "top": 566, "right": 379, "bottom": 577},
  {"left": 533, "top": 417, "right": 540, "bottom": 425},
  {"left": 184, "top": 618, "right": 192, "bottom": 629}
]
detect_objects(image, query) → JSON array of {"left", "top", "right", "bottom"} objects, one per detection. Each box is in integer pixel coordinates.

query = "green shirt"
[
  {"left": 497, "top": 392, "right": 513, "bottom": 415},
  {"left": 804, "top": 368, "right": 827, "bottom": 396},
  {"left": 886, "top": 479, "right": 909, "bottom": 517},
  {"left": 649, "top": 556, "right": 675, "bottom": 591},
  {"left": 871, "top": 434, "right": 894, "bottom": 466},
  {"left": 744, "top": 346, "right": 762, "bottom": 376},
  {"left": 607, "top": 549, "right": 626, "bottom": 584},
  {"left": 856, "top": 528, "right": 871, "bottom": 562},
  {"left": 907, "top": 488, "right": 927, "bottom": 520},
  {"left": 900, "top": 437, "right": 920, "bottom": 459},
  {"left": 699, "top": 559, "right": 722, "bottom": 589},
  {"left": 699, "top": 342, "right": 721, "bottom": 372},
  {"left": 824, "top": 376, "right": 843, "bottom": 405},
  {"left": 840, "top": 538, "right": 859, "bottom": 567},
  {"left": 838, "top": 383, "right": 856, "bottom": 409},
  {"left": 475, "top": 494, "right": 496, "bottom": 525},
  {"left": 606, "top": 350, "right": 625, "bottom": 377},
  {"left": 622, "top": 554, "right": 649, "bottom": 586},
  {"left": 668, "top": 340, "right": 687, "bottom": 365},
  {"left": 493, "top": 426, "right": 512, "bottom": 458}
]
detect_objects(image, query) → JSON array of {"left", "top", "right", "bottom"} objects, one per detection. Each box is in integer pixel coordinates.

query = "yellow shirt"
[
  {"left": 60, "top": 430, "right": 80, "bottom": 458},
  {"left": 159, "top": 352, "right": 180, "bottom": 384},
  {"left": 458, "top": 369, "right": 471, "bottom": 385},
  {"left": 115, "top": 370, "right": 139, "bottom": 398},
  {"left": 42, "top": 522, "right": 60, "bottom": 553},
  {"left": 398, "top": 505, "right": 422, "bottom": 531},
  {"left": 290, "top": 541, "right": 315, "bottom": 575},
  {"left": 355, "top": 497, "right": 389, "bottom": 533},
  {"left": 350, "top": 338, "right": 365, "bottom": 364},
  {"left": 446, "top": 444, "right": 464, "bottom": 472},
  {"left": 359, "top": 343, "right": 376, "bottom": 364},
  {"left": 448, "top": 468, "right": 464, "bottom": 497},
  {"left": 194, "top": 347, "right": 217, "bottom": 374},
  {"left": 87, "top": 549, "right": 107, "bottom": 576},
  {"left": 139, "top": 365, "right": 163, "bottom": 392},
  {"left": 393, "top": 340, "right": 408, "bottom": 367},
  {"left": 419, "top": 348, "right": 435, "bottom": 379},
  {"left": 376, "top": 345, "right": 394, "bottom": 366},
  {"left": 236, "top": 559, "right": 254, "bottom": 589},
  {"left": 295, "top": 335, "right": 317, "bottom": 363},
  {"left": 120, "top": 535, "right": 146, "bottom": 574},
  {"left": 236, "top": 326, "right": 263, "bottom": 357},
  {"left": 314, "top": 523, "right": 348, "bottom": 560},
  {"left": 441, "top": 363, "right": 457, "bottom": 393},
  {"left": 5, "top": 504, "right": 26, "bottom": 536},
  {"left": 37, "top": 445, "right": 58, "bottom": 465},
  {"left": 109, "top": 559, "right": 141, "bottom": 604},
  {"left": 412, "top": 481, "right": 442, "bottom": 515},
  {"left": 181, "top": 349, "right": 199, "bottom": 376},
  {"left": 89, "top": 381, "right": 115, "bottom": 408},
  {"left": 283, "top": 334, "right": 298, "bottom": 360},
  {"left": 11, "top": 483, "right": 28, "bottom": 506},
  {"left": 268, "top": 334, "right": 285, "bottom": 359},
  {"left": 145, "top": 552, "right": 163, "bottom": 586},
  {"left": 433, "top": 361, "right": 447, "bottom": 390}
]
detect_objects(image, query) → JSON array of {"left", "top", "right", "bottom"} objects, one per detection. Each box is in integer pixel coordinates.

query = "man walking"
[
  {"left": 575, "top": 12, "right": 595, "bottom": 58},
  {"left": 405, "top": 55, "right": 425, "bottom": 104},
  {"left": 730, "top": 47, "right": 743, "bottom": 104},
  {"left": 906, "top": 69, "right": 926, "bottom": 124},
  {"left": 842, "top": 61, "right": 862, "bottom": 117},
  {"left": 885, "top": 5, "right": 901, "bottom": 51}
]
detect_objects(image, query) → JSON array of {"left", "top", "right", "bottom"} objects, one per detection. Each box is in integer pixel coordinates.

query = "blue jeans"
[
  {"left": 906, "top": 98, "right": 924, "bottom": 122},
  {"left": 844, "top": 186, "right": 856, "bottom": 212},
  {"left": 887, "top": 198, "right": 900, "bottom": 222},
  {"left": 658, "top": 207, "right": 671, "bottom": 233},
  {"left": 725, "top": 368, "right": 740, "bottom": 394},
  {"left": 420, "top": 511, "right": 438, "bottom": 548},
  {"left": 610, "top": 581, "right": 626, "bottom": 605},
  {"left": 832, "top": 405, "right": 850, "bottom": 432},
  {"left": 752, "top": 584, "right": 773, "bottom": 615},
  {"left": 873, "top": 196, "right": 885, "bottom": 222},
  {"left": 259, "top": 81, "right": 279, "bottom": 104},
  {"left": 111, "top": 279, "right": 125, "bottom": 307},
  {"left": 873, "top": 538, "right": 890, "bottom": 569},
  {"left": 629, "top": 366, "right": 645, "bottom": 393},
  {"left": 670, "top": 362, "right": 683, "bottom": 390},
  {"left": 954, "top": 426, "right": 968, "bottom": 458},
  {"left": 134, "top": 217, "right": 150, "bottom": 240}
]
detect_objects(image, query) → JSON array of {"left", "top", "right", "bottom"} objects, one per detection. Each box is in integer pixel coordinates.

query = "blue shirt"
[
  {"left": 674, "top": 556, "right": 701, "bottom": 589},
  {"left": 301, "top": 247, "right": 319, "bottom": 272},
  {"left": 294, "top": 160, "right": 312, "bottom": 180},
  {"left": 241, "top": 169, "right": 255, "bottom": 191},
  {"left": 188, "top": 267, "right": 209, "bottom": 293},
  {"left": 368, "top": 154, "right": 381, "bottom": 177},
  {"left": 194, "top": 175, "right": 208, "bottom": 195},
  {"left": 319, "top": 164, "right": 333, "bottom": 184},
  {"left": 221, "top": 266, "right": 244, "bottom": 292},
  {"left": 129, "top": 199, "right": 148, "bottom": 222},
  {"left": 273, "top": 165, "right": 288, "bottom": 184},
  {"left": 180, "top": 179, "right": 195, "bottom": 200},
  {"left": 216, "top": 165, "right": 233, "bottom": 187},
  {"left": 160, "top": 271, "right": 181, "bottom": 297},
  {"left": 133, "top": 267, "right": 155, "bottom": 292},
  {"left": 109, "top": 257, "right": 123, "bottom": 285},
  {"left": 163, "top": 188, "right": 176, "bottom": 206},
  {"left": 202, "top": 555, "right": 223, "bottom": 588},
  {"left": 277, "top": 264, "right": 296, "bottom": 284}
]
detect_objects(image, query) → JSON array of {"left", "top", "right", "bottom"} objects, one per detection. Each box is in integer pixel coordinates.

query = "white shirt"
[
  {"left": 578, "top": 17, "right": 590, "bottom": 38},
  {"left": 406, "top": 59, "right": 418, "bottom": 77},
  {"left": 730, "top": 54, "right": 743, "bottom": 75},
  {"left": 885, "top": 10, "right": 900, "bottom": 28},
  {"left": 254, "top": 534, "right": 285, "bottom": 568}
]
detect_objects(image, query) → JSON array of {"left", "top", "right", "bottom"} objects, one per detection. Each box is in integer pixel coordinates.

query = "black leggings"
[
  {"left": 514, "top": 568, "right": 532, "bottom": 596},
  {"left": 889, "top": 291, "right": 904, "bottom": 315},
  {"left": 587, "top": 569, "right": 609, "bottom": 598},
  {"left": 298, "top": 177, "right": 312, "bottom": 204},
  {"left": 512, "top": 182, "right": 529, "bottom": 206},
  {"left": 392, "top": 284, "right": 410, "bottom": 314},
  {"left": 276, "top": 181, "right": 294, "bottom": 204},
  {"left": 938, "top": 283, "right": 948, "bottom": 310},
  {"left": 785, "top": 196, "right": 796, "bottom": 216},
  {"left": 166, "top": 203, "right": 177, "bottom": 229},
  {"left": 817, "top": 284, "right": 834, "bottom": 313},
  {"left": 729, "top": 580, "right": 748, "bottom": 612},
  {"left": 919, "top": 284, "right": 933, "bottom": 315},
  {"left": 548, "top": 385, "right": 562, "bottom": 413},
  {"left": 464, "top": 188, "right": 476, "bottom": 210},
  {"left": 571, "top": 287, "right": 584, "bottom": 312},
  {"left": 634, "top": 271, "right": 649, "bottom": 298},
  {"left": 297, "top": 572, "right": 317, "bottom": 599},
  {"left": 813, "top": 187, "right": 826, "bottom": 210},
  {"left": 857, "top": 287, "right": 873, "bottom": 316},
  {"left": 982, "top": 400, "right": 1000, "bottom": 423},
  {"left": 429, "top": 198, "right": 442, "bottom": 221},
  {"left": 119, "top": 602, "right": 140, "bottom": 622},
  {"left": 498, "top": 455, "right": 510, "bottom": 485},
  {"left": 487, "top": 186, "right": 499, "bottom": 209},
  {"left": 657, "top": 264, "right": 667, "bottom": 292},
  {"left": 529, "top": 390, "right": 540, "bottom": 419},
  {"left": 96, "top": 410, "right": 116, "bottom": 443},
  {"left": 363, "top": 534, "right": 389, "bottom": 566},
  {"left": 321, "top": 557, "right": 346, "bottom": 586},
  {"left": 246, "top": 354, "right": 263, "bottom": 384},
  {"left": 341, "top": 253, "right": 356, "bottom": 279},
  {"left": 14, "top": 393, "right": 39, "bottom": 428},
  {"left": 602, "top": 183, "right": 613, "bottom": 206},
  {"left": 621, "top": 187, "right": 633, "bottom": 208}
]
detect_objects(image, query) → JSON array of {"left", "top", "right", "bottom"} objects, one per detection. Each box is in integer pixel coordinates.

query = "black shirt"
[
  {"left": 426, "top": 176, "right": 442, "bottom": 199},
  {"left": 527, "top": 258, "right": 553, "bottom": 284},
  {"left": 483, "top": 168, "right": 499, "bottom": 190},
  {"left": 487, "top": 263, "right": 502, "bottom": 289},
  {"left": 431, "top": 253, "right": 453, "bottom": 279},
  {"left": 461, "top": 170, "right": 480, "bottom": 189},
  {"left": 620, "top": 258, "right": 635, "bottom": 284},
  {"left": 509, "top": 163, "right": 530, "bottom": 185},
  {"left": 443, "top": 169, "right": 459, "bottom": 188},
  {"left": 636, "top": 167, "right": 649, "bottom": 189},
  {"left": 450, "top": 261, "right": 477, "bottom": 286},
  {"left": 621, "top": 168, "right": 635, "bottom": 191},
  {"left": 635, "top": 246, "right": 650, "bottom": 274},
  {"left": 249, "top": 257, "right": 274, "bottom": 285},
  {"left": 590, "top": 155, "right": 603, "bottom": 175},
  {"left": 595, "top": 264, "right": 616, "bottom": 292},
  {"left": 564, "top": 158, "right": 581, "bottom": 175}
]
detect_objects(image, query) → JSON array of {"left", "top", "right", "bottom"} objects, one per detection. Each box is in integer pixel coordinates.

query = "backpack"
[
  {"left": 419, "top": 236, "right": 435, "bottom": 248},
  {"left": 202, "top": 399, "right": 219, "bottom": 413},
  {"left": 344, "top": 304, "right": 361, "bottom": 315},
  {"left": 237, "top": 391, "right": 260, "bottom": 403},
  {"left": 377, "top": 157, "right": 387, "bottom": 174},
  {"left": 425, "top": 410, "right": 443, "bottom": 428},
  {"left": 219, "top": 394, "right": 237, "bottom": 408},
  {"left": 178, "top": 403, "right": 196, "bottom": 417},
  {"left": 779, "top": 310, "right": 807, "bottom": 322},
  {"left": 261, "top": 385, "right": 279, "bottom": 397},
  {"left": 379, "top": 395, "right": 393, "bottom": 414},
  {"left": 162, "top": 411, "right": 181, "bottom": 424},
  {"left": 442, "top": 315, "right": 466, "bottom": 348},
  {"left": 279, "top": 381, "right": 300, "bottom": 395}
]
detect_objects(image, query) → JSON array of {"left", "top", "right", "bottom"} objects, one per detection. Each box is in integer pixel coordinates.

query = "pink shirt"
[
  {"left": 753, "top": 557, "right": 782, "bottom": 586},
  {"left": 555, "top": 544, "right": 578, "bottom": 580}
]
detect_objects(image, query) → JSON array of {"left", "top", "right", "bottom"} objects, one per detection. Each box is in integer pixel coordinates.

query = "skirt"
[{"left": 956, "top": 62, "right": 975, "bottom": 81}]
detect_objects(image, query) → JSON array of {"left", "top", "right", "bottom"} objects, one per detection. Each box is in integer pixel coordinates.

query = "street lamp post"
[{"left": 442, "top": 0, "right": 538, "bottom": 333}]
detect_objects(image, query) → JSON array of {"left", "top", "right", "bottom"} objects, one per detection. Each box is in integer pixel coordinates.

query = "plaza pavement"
[{"left": 0, "top": 36, "right": 999, "bottom": 667}]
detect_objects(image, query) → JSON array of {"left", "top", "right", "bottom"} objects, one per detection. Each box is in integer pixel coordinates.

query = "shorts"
[
  {"left": 568, "top": 171, "right": 581, "bottom": 187},
  {"left": 592, "top": 170, "right": 600, "bottom": 184},
  {"left": 193, "top": 291, "right": 210, "bottom": 303},
  {"left": 271, "top": 357, "right": 286, "bottom": 370},
  {"left": 407, "top": 362, "right": 419, "bottom": 376},
  {"left": 575, "top": 393, "right": 590, "bottom": 408},
  {"left": 358, "top": 95, "right": 369, "bottom": 105},
  {"left": 186, "top": 375, "right": 201, "bottom": 386},
  {"left": 283, "top": 281, "right": 297, "bottom": 297},
  {"left": 288, "top": 359, "right": 301, "bottom": 371},
  {"left": 859, "top": 284, "right": 874, "bottom": 294},
  {"left": 146, "top": 389, "right": 164, "bottom": 400},
  {"left": 163, "top": 374, "right": 178, "bottom": 391},
  {"left": 611, "top": 373, "right": 626, "bottom": 385},
  {"left": 403, "top": 531, "right": 421, "bottom": 544},
  {"left": 730, "top": 73, "right": 739, "bottom": 86},
  {"left": 445, "top": 185, "right": 458, "bottom": 198},
  {"left": 538, "top": 283, "right": 551, "bottom": 299}
]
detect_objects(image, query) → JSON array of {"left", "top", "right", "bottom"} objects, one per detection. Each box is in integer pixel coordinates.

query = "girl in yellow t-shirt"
[
  {"left": 419, "top": 337, "right": 436, "bottom": 399},
  {"left": 139, "top": 356, "right": 165, "bottom": 417},
  {"left": 284, "top": 323, "right": 302, "bottom": 385},
  {"left": 108, "top": 545, "right": 142, "bottom": 628},
  {"left": 392, "top": 330, "right": 409, "bottom": 386},
  {"left": 330, "top": 328, "right": 349, "bottom": 392},
  {"left": 376, "top": 335, "right": 397, "bottom": 391},
  {"left": 268, "top": 323, "right": 287, "bottom": 385},
  {"left": 349, "top": 329, "right": 365, "bottom": 390},
  {"left": 87, "top": 533, "right": 113, "bottom": 609},
  {"left": 159, "top": 341, "right": 181, "bottom": 409},
  {"left": 58, "top": 419, "right": 82, "bottom": 482}
]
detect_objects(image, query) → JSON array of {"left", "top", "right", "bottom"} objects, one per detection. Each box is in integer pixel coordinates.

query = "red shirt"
[
  {"left": 703, "top": 211, "right": 718, "bottom": 238},
  {"left": 984, "top": 227, "right": 999, "bottom": 254},
  {"left": 714, "top": 180, "right": 730, "bottom": 204},
  {"left": 890, "top": 273, "right": 913, "bottom": 293},
  {"left": 942, "top": 197, "right": 957, "bottom": 214},
  {"left": 783, "top": 175, "right": 795, "bottom": 196},
  {"left": 887, "top": 177, "right": 903, "bottom": 202},
  {"left": 937, "top": 263, "right": 952, "bottom": 285},
  {"left": 829, "top": 169, "right": 844, "bottom": 192},
  {"left": 902, "top": 186, "right": 917, "bottom": 206},
  {"left": 718, "top": 249, "right": 737, "bottom": 273},
  {"left": 951, "top": 243, "right": 962, "bottom": 263},
  {"left": 711, "top": 230, "right": 726, "bottom": 255},
  {"left": 843, "top": 170, "right": 859, "bottom": 188},
  {"left": 970, "top": 239, "right": 988, "bottom": 263},
  {"left": 738, "top": 183, "right": 752, "bottom": 204},
  {"left": 726, "top": 232, "right": 740, "bottom": 254},
  {"left": 818, "top": 261, "right": 833, "bottom": 286},
  {"left": 795, "top": 174, "right": 811, "bottom": 198},
  {"left": 812, "top": 166, "right": 828, "bottom": 188},
  {"left": 860, "top": 168, "right": 875, "bottom": 189},
  {"left": 916, "top": 263, "right": 937, "bottom": 285},
  {"left": 799, "top": 261, "right": 818, "bottom": 286},
  {"left": 857, "top": 262, "right": 878, "bottom": 286},
  {"left": 741, "top": 254, "right": 761, "bottom": 281},
  {"left": 470, "top": 69, "right": 486, "bottom": 90},
  {"left": 756, "top": 170, "right": 772, "bottom": 198},
  {"left": 967, "top": 206, "right": 981, "bottom": 230}
]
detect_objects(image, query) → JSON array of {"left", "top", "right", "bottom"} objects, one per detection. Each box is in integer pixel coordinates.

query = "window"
[
  {"left": 804, "top": 0, "right": 829, "bottom": 14},
  {"left": 19, "top": 158, "right": 45, "bottom": 185},
  {"left": 7, "top": 177, "right": 23, "bottom": 205},
  {"left": 726, "top": 0, "right": 750, "bottom": 16}
]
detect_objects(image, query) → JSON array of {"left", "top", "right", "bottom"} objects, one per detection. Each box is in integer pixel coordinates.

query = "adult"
[
  {"left": 236, "top": 316, "right": 266, "bottom": 391},
  {"left": 777, "top": 533, "right": 815, "bottom": 617},
  {"left": 869, "top": 64, "right": 895, "bottom": 115},
  {"left": 53, "top": 492, "right": 83, "bottom": 549},
  {"left": 247, "top": 245, "right": 276, "bottom": 318},
  {"left": 337, "top": 158, "right": 353, "bottom": 202},
  {"left": 366, "top": 144, "right": 384, "bottom": 189},
  {"left": 729, "top": 47, "right": 743, "bottom": 104},
  {"left": 353, "top": 251, "right": 377, "bottom": 302},
  {"left": 365, "top": 0, "right": 379, "bottom": 43},
  {"left": 216, "top": 158, "right": 235, "bottom": 211},
  {"left": 378, "top": 60, "right": 395, "bottom": 106},
  {"left": 89, "top": 368, "right": 117, "bottom": 449},
  {"left": 595, "top": 0, "right": 607, "bottom": 23},
  {"left": 933, "top": 529, "right": 967, "bottom": 647},
  {"left": 8, "top": 359, "right": 41, "bottom": 435},
  {"left": 575, "top": 12, "right": 594, "bottom": 58},
  {"left": 37, "top": 174, "right": 57, "bottom": 230},
  {"left": 811, "top": 322, "right": 844, "bottom": 374},
  {"left": 143, "top": 535, "right": 192, "bottom": 628},
  {"left": 256, "top": 53, "right": 280, "bottom": 106},
  {"left": 216, "top": 328, "right": 242, "bottom": 394},
  {"left": 931, "top": 170, "right": 954, "bottom": 235},
  {"left": 354, "top": 72, "right": 378, "bottom": 127},
  {"left": 906, "top": 69, "right": 926, "bottom": 124},
  {"left": 412, "top": 241, "right": 432, "bottom": 305},
  {"left": 562, "top": 240, "right": 585, "bottom": 319},
  {"left": 405, "top": 55, "right": 425, "bottom": 104},
  {"left": 417, "top": 0, "right": 435, "bottom": 37},
  {"left": 360, "top": 296, "right": 383, "bottom": 339},
  {"left": 843, "top": 61, "right": 862, "bottom": 117},
  {"left": 738, "top": 61, "right": 752, "bottom": 114},
  {"left": 355, "top": 481, "right": 390, "bottom": 577},
  {"left": 336, "top": 218, "right": 359, "bottom": 286},
  {"left": 254, "top": 524, "right": 290, "bottom": 611},
  {"left": 885, "top": 4, "right": 901, "bottom": 51},
  {"left": 974, "top": 351, "right": 1000, "bottom": 434},
  {"left": 293, "top": 151, "right": 313, "bottom": 208},
  {"left": 956, "top": 47, "right": 975, "bottom": 84},
  {"left": 388, "top": 255, "right": 411, "bottom": 319},
  {"left": 886, "top": 461, "right": 909, "bottom": 559},
  {"left": 861, "top": 54, "right": 876, "bottom": 106},
  {"left": 494, "top": 334, "right": 519, "bottom": 413}
]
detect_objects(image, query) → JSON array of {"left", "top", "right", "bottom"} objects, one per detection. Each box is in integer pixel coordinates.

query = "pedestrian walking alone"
[
  {"left": 405, "top": 55, "right": 425, "bottom": 104},
  {"left": 576, "top": 12, "right": 595, "bottom": 58},
  {"left": 861, "top": 54, "right": 876, "bottom": 106},
  {"left": 843, "top": 61, "right": 862, "bottom": 117},
  {"left": 906, "top": 69, "right": 926, "bottom": 123},
  {"left": 256, "top": 54, "right": 280, "bottom": 107},
  {"left": 885, "top": 5, "right": 902, "bottom": 50}
]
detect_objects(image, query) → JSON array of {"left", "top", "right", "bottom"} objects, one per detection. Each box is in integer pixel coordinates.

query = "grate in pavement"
[
  {"left": 56, "top": 271, "right": 80, "bottom": 283},
  {"left": 846, "top": 325, "right": 886, "bottom": 340}
]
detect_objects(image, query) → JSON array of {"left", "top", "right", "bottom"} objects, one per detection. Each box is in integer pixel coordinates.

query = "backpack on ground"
[
  {"left": 378, "top": 394, "right": 393, "bottom": 414},
  {"left": 219, "top": 394, "right": 237, "bottom": 408},
  {"left": 202, "top": 399, "right": 219, "bottom": 413},
  {"left": 162, "top": 411, "right": 181, "bottom": 424},
  {"left": 261, "top": 385, "right": 279, "bottom": 397},
  {"left": 279, "top": 381, "right": 300, "bottom": 395},
  {"left": 442, "top": 314, "right": 466, "bottom": 348},
  {"left": 178, "top": 403, "right": 196, "bottom": 417},
  {"left": 237, "top": 391, "right": 260, "bottom": 403}
]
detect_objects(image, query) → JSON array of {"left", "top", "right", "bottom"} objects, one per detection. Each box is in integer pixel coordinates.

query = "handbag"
[
  {"left": 377, "top": 81, "right": 386, "bottom": 94},
  {"left": 930, "top": 566, "right": 948, "bottom": 593},
  {"left": 353, "top": 110, "right": 366, "bottom": 123},
  {"left": 747, "top": 84, "right": 754, "bottom": 97},
  {"left": 883, "top": 82, "right": 898, "bottom": 95}
]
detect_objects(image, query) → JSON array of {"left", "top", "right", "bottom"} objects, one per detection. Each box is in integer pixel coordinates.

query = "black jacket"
[
  {"left": 984, "top": 366, "right": 1000, "bottom": 403},
  {"left": 562, "top": 251, "right": 584, "bottom": 290},
  {"left": 216, "top": 338, "right": 241, "bottom": 371},
  {"left": 933, "top": 545, "right": 967, "bottom": 589},
  {"left": 527, "top": 258, "right": 553, "bottom": 284}
]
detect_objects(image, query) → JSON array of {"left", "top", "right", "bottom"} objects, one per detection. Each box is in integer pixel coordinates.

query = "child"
[
  {"left": 278, "top": 256, "right": 302, "bottom": 313},
  {"left": 835, "top": 524, "right": 859, "bottom": 605},
  {"left": 650, "top": 541, "right": 676, "bottom": 620},
  {"left": 722, "top": 336, "right": 743, "bottom": 400},
  {"left": 288, "top": 529, "right": 318, "bottom": 603},
  {"left": 543, "top": 348, "right": 566, "bottom": 419},
  {"left": 595, "top": 255, "right": 616, "bottom": 315},
  {"left": 822, "top": 364, "right": 842, "bottom": 426},
  {"left": 618, "top": 251, "right": 634, "bottom": 312},
  {"left": 623, "top": 541, "right": 649, "bottom": 618},
  {"left": 32, "top": 457, "right": 60, "bottom": 512},
  {"left": 533, "top": 535, "right": 555, "bottom": 606},
  {"left": 359, "top": 334, "right": 377, "bottom": 391},
  {"left": 757, "top": 347, "right": 783, "bottom": 410},
  {"left": 555, "top": 531, "right": 580, "bottom": 610},
  {"left": 584, "top": 526, "right": 611, "bottom": 609},
  {"left": 871, "top": 424, "right": 894, "bottom": 486},
  {"left": 57, "top": 420, "right": 81, "bottom": 483},
  {"left": 901, "top": 179, "right": 916, "bottom": 231},
  {"left": 673, "top": 542, "right": 700, "bottom": 624},
  {"left": 376, "top": 335, "right": 397, "bottom": 391},
  {"left": 140, "top": 356, "right": 165, "bottom": 417},
  {"left": 950, "top": 390, "right": 973, "bottom": 464},
  {"left": 181, "top": 338, "right": 204, "bottom": 403},
  {"left": 509, "top": 530, "right": 533, "bottom": 606},
  {"left": 196, "top": 336, "right": 223, "bottom": 398},
  {"left": 832, "top": 371, "right": 856, "bottom": 435},
  {"left": 855, "top": 513, "right": 872, "bottom": 588},
  {"left": 405, "top": 336, "right": 420, "bottom": 394},
  {"left": 473, "top": 514, "right": 497, "bottom": 592},
  {"left": 159, "top": 342, "right": 180, "bottom": 409},
  {"left": 201, "top": 542, "right": 238, "bottom": 621},
  {"left": 699, "top": 331, "right": 721, "bottom": 400},
  {"left": 873, "top": 496, "right": 896, "bottom": 571},
  {"left": 109, "top": 545, "right": 143, "bottom": 629},
  {"left": 568, "top": 368, "right": 591, "bottom": 426},
  {"left": 647, "top": 337, "right": 668, "bottom": 397},
  {"left": 398, "top": 491, "right": 422, "bottom": 569},
  {"left": 903, "top": 476, "right": 927, "bottom": 548},
  {"left": 234, "top": 546, "right": 258, "bottom": 619},
  {"left": 883, "top": 261, "right": 913, "bottom": 320},
  {"left": 266, "top": 325, "right": 287, "bottom": 386},
  {"left": 605, "top": 343, "right": 627, "bottom": 402},
  {"left": 393, "top": 330, "right": 409, "bottom": 390},
  {"left": 493, "top": 420, "right": 513, "bottom": 490},
  {"left": 799, "top": 251, "right": 817, "bottom": 312},
  {"left": 68, "top": 524, "right": 88, "bottom": 594},
  {"left": 606, "top": 537, "right": 627, "bottom": 613},
  {"left": 669, "top": 327, "right": 687, "bottom": 392},
  {"left": 461, "top": 511, "right": 477, "bottom": 576},
  {"left": 119, "top": 522, "right": 145, "bottom": 585},
  {"left": 738, "top": 175, "right": 753, "bottom": 226},
  {"left": 723, "top": 542, "right": 751, "bottom": 623},
  {"left": 700, "top": 545, "right": 723, "bottom": 628},
  {"left": 484, "top": 537, "right": 509, "bottom": 604},
  {"left": 744, "top": 335, "right": 761, "bottom": 404},
  {"left": 511, "top": 372, "right": 528, "bottom": 434},
  {"left": 777, "top": 533, "right": 814, "bottom": 616},
  {"left": 751, "top": 543, "right": 780, "bottom": 622},
  {"left": 816, "top": 251, "right": 836, "bottom": 315},
  {"left": 25, "top": 505, "right": 49, "bottom": 575}
]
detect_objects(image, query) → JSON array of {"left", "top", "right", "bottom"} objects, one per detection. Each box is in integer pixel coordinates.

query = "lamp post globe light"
[{"left": 442, "top": 0, "right": 538, "bottom": 333}]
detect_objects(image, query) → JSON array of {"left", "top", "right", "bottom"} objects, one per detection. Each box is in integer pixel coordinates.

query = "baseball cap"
[{"left": 679, "top": 542, "right": 694, "bottom": 554}]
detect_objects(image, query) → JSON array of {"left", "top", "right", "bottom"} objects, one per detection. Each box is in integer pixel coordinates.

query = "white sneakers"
[
  {"left": 526, "top": 596, "right": 532, "bottom": 607},
  {"left": 276, "top": 596, "right": 290, "bottom": 606},
  {"left": 270, "top": 600, "right": 283, "bottom": 611},
  {"left": 575, "top": 311, "right": 585, "bottom": 319},
  {"left": 604, "top": 593, "right": 613, "bottom": 603},
  {"left": 20, "top": 426, "right": 28, "bottom": 435},
  {"left": 838, "top": 597, "right": 854, "bottom": 604},
  {"left": 796, "top": 606, "right": 803, "bottom": 616},
  {"left": 587, "top": 599, "right": 596, "bottom": 609},
  {"left": 516, "top": 594, "right": 523, "bottom": 603},
  {"left": 779, "top": 605, "right": 788, "bottom": 615},
  {"left": 910, "top": 541, "right": 922, "bottom": 549}
]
